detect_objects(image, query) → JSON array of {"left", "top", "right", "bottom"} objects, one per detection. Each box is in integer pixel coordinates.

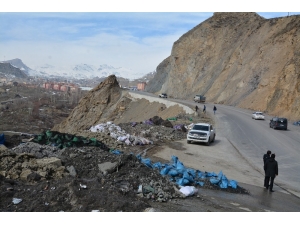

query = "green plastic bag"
[{"left": 46, "top": 130, "right": 53, "bottom": 138}]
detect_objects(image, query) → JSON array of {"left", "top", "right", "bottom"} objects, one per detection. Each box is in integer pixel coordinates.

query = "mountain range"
[{"left": 0, "top": 58, "right": 147, "bottom": 80}]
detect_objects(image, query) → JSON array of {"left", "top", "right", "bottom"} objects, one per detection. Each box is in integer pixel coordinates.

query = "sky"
[{"left": 1, "top": 0, "right": 300, "bottom": 77}]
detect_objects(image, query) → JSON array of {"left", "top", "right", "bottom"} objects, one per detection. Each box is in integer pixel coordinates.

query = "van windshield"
[{"left": 193, "top": 125, "right": 209, "bottom": 131}]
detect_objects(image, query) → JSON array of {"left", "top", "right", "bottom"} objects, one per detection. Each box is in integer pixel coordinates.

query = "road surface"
[{"left": 130, "top": 91, "right": 300, "bottom": 211}]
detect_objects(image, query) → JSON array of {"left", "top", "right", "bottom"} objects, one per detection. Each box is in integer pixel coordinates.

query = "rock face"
[{"left": 146, "top": 12, "right": 300, "bottom": 120}]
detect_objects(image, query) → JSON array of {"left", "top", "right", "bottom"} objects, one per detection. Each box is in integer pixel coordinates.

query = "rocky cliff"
[{"left": 145, "top": 12, "right": 300, "bottom": 120}]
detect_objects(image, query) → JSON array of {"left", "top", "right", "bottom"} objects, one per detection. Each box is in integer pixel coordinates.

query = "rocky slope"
[
  {"left": 146, "top": 12, "right": 300, "bottom": 120},
  {"left": 52, "top": 75, "right": 191, "bottom": 136}
]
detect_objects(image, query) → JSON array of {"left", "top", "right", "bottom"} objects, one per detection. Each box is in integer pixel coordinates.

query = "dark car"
[{"left": 269, "top": 117, "right": 288, "bottom": 130}]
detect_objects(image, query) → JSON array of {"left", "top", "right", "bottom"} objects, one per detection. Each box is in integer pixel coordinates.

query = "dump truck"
[{"left": 193, "top": 95, "right": 206, "bottom": 103}]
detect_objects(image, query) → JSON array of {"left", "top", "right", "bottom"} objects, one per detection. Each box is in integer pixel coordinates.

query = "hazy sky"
[{"left": 1, "top": 0, "right": 299, "bottom": 75}]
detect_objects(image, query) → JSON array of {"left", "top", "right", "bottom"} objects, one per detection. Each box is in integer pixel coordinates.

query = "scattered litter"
[
  {"left": 12, "top": 198, "right": 22, "bottom": 205},
  {"left": 91, "top": 210, "right": 100, "bottom": 212},
  {"left": 110, "top": 149, "right": 123, "bottom": 155},
  {"left": 51, "top": 187, "right": 56, "bottom": 190},
  {"left": 45, "top": 202, "right": 49, "bottom": 206},
  {"left": 137, "top": 185, "right": 143, "bottom": 193},
  {"left": 89, "top": 122, "right": 153, "bottom": 146},
  {"left": 80, "top": 183, "right": 87, "bottom": 189}
]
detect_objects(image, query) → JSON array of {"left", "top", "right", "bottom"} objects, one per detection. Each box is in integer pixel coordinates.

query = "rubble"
[{"left": 0, "top": 76, "right": 249, "bottom": 212}]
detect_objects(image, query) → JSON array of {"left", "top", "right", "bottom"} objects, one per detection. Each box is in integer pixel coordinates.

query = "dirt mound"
[{"left": 52, "top": 75, "right": 123, "bottom": 134}]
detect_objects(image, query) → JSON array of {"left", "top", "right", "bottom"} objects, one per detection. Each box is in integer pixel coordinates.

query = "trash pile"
[
  {"left": 31, "top": 130, "right": 109, "bottom": 150},
  {"left": 89, "top": 116, "right": 191, "bottom": 147},
  {"left": 90, "top": 121, "right": 153, "bottom": 146},
  {"left": 136, "top": 155, "right": 241, "bottom": 191}
]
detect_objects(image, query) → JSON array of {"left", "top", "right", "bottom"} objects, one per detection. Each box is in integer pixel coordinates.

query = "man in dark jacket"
[
  {"left": 263, "top": 150, "right": 271, "bottom": 165},
  {"left": 263, "top": 150, "right": 271, "bottom": 187},
  {"left": 264, "top": 153, "right": 278, "bottom": 192}
]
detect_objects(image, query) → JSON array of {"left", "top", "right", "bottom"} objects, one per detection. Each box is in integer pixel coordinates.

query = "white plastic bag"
[{"left": 179, "top": 186, "right": 198, "bottom": 196}]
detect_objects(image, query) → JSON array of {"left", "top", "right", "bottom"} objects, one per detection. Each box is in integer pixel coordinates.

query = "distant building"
[
  {"left": 42, "top": 82, "right": 80, "bottom": 92},
  {"left": 137, "top": 82, "right": 146, "bottom": 91}
]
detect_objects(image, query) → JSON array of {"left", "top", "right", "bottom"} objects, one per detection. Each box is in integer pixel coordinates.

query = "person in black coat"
[
  {"left": 264, "top": 153, "right": 278, "bottom": 192},
  {"left": 263, "top": 150, "right": 271, "bottom": 187}
]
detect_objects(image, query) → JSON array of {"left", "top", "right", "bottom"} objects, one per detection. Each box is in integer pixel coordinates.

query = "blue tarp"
[{"left": 136, "top": 154, "right": 238, "bottom": 189}]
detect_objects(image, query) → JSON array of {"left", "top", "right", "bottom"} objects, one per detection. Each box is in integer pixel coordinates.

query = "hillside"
[
  {"left": 0, "top": 62, "right": 28, "bottom": 78},
  {"left": 145, "top": 12, "right": 300, "bottom": 120}
]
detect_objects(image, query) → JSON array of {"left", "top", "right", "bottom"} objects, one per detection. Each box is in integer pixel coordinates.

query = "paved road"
[
  {"left": 132, "top": 91, "right": 300, "bottom": 199},
  {"left": 204, "top": 103, "right": 300, "bottom": 197}
]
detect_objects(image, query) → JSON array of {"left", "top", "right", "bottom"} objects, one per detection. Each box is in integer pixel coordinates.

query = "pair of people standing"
[
  {"left": 194, "top": 105, "right": 206, "bottom": 113},
  {"left": 195, "top": 105, "right": 217, "bottom": 114},
  {"left": 263, "top": 150, "right": 278, "bottom": 192}
]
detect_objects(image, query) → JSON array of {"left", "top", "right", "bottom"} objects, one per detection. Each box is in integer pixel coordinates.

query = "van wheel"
[
  {"left": 212, "top": 135, "right": 215, "bottom": 143},
  {"left": 206, "top": 138, "right": 210, "bottom": 146},
  {"left": 187, "top": 140, "right": 191, "bottom": 144}
]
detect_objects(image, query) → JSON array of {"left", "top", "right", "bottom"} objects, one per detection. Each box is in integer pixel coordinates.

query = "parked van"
[{"left": 269, "top": 117, "right": 288, "bottom": 130}]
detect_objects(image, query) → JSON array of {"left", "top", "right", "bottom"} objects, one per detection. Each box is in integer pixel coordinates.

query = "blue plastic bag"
[
  {"left": 176, "top": 178, "right": 190, "bottom": 186},
  {"left": 219, "top": 175, "right": 228, "bottom": 188},
  {"left": 229, "top": 180, "right": 238, "bottom": 189},
  {"left": 196, "top": 181, "right": 204, "bottom": 187},
  {"left": 152, "top": 162, "right": 162, "bottom": 170},
  {"left": 160, "top": 165, "right": 172, "bottom": 175},
  {"left": 111, "top": 150, "right": 123, "bottom": 155},
  {"left": 204, "top": 172, "right": 216, "bottom": 177},
  {"left": 141, "top": 158, "right": 152, "bottom": 168},
  {"left": 168, "top": 169, "right": 179, "bottom": 177},
  {"left": 210, "top": 177, "right": 220, "bottom": 184},
  {"left": 183, "top": 171, "right": 194, "bottom": 182},
  {"left": 217, "top": 171, "right": 223, "bottom": 180},
  {"left": 187, "top": 169, "right": 196, "bottom": 178}
]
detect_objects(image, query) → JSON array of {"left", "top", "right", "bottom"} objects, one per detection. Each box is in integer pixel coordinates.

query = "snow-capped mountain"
[
  {"left": 0, "top": 58, "right": 33, "bottom": 75},
  {"left": 31, "top": 63, "right": 145, "bottom": 80},
  {"left": 1, "top": 58, "right": 149, "bottom": 80}
]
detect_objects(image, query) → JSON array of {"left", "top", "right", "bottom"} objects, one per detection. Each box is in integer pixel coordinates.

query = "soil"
[
  {"left": 1, "top": 119, "right": 249, "bottom": 212},
  {"left": 0, "top": 76, "right": 250, "bottom": 212}
]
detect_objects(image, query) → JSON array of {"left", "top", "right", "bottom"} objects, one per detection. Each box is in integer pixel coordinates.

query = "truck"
[
  {"left": 194, "top": 95, "right": 206, "bottom": 103},
  {"left": 187, "top": 123, "right": 216, "bottom": 146}
]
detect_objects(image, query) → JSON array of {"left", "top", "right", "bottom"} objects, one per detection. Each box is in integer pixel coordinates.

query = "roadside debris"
[
  {"left": 12, "top": 198, "right": 22, "bottom": 205},
  {"left": 179, "top": 186, "right": 198, "bottom": 196}
]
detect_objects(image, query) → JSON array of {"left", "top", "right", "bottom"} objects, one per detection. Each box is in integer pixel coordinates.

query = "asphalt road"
[
  {"left": 131, "top": 91, "right": 300, "bottom": 208},
  {"left": 205, "top": 103, "right": 300, "bottom": 197}
]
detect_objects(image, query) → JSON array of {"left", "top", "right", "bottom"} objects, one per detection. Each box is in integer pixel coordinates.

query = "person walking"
[
  {"left": 213, "top": 105, "right": 217, "bottom": 115},
  {"left": 264, "top": 153, "right": 278, "bottom": 192},
  {"left": 195, "top": 105, "right": 199, "bottom": 112},
  {"left": 203, "top": 105, "right": 206, "bottom": 114},
  {"left": 263, "top": 150, "right": 271, "bottom": 187}
]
